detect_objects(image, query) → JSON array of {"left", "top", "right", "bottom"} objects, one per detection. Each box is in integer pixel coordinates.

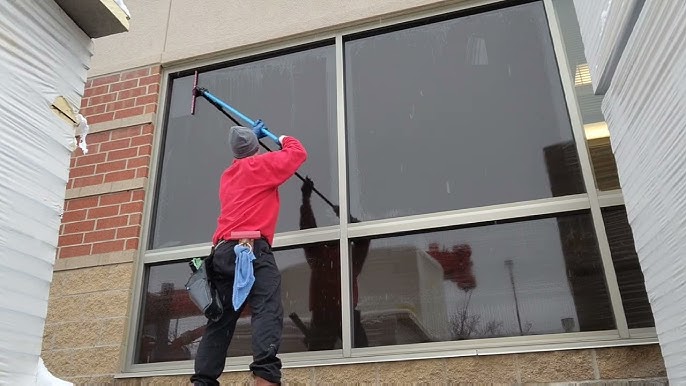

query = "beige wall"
[
  {"left": 43, "top": 261, "right": 134, "bottom": 385},
  {"left": 137, "top": 348, "right": 667, "bottom": 384},
  {"left": 89, "top": 0, "right": 479, "bottom": 76},
  {"left": 42, "top": 256, "right": 667, "bottom": 384}
]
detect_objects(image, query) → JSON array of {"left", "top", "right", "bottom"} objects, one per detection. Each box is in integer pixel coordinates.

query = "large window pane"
[
  {"left": 554, "top": 0, "right": 621, "bottom": 191},
  {"left": 350, "top": 212, "right": 614, "bottom": 348},
  {"left": 135, "top": 242, "right": 341, "bottom": 364},
  {"left": 602, "top": 206, "right": 654, "bottom": 328},
  {"left": 345, "top": 2, "right": 584, "bottom": 222},
  {"left": 152, "top": 45, "right": 337, "bottom": 249}
]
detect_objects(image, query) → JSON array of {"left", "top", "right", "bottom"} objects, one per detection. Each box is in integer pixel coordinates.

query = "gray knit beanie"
[{"left": 228, "top": 126, "right": 259, "bottom": 159}]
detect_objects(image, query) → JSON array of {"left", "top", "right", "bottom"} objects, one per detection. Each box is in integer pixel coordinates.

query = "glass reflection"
[
  {"left": 345, "top": 2, "right": 584, "bottom": 222},
  {"left": 298, "top": 177, "right": 369, "bottom": 349},
  {"left": 602, "top": 206, "right": 655, "bottom": 328},
  {"left": 151, "top": 44, "right": 337, "bottom": 249},
  {"left": 352, "top": 212, "right": 615, "bottom": 348},
  {"left": 554, "top": 0, "right": 621, "bottom": 190},
  {"left": 136, "top": 243, "right": 342, "bottom": 364}
]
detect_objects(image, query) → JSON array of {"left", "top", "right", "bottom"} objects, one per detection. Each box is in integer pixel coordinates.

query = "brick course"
[
  {"left": 58, "top": 190, "right": 144, "bottom": 258},
  {"left": 81, "top": 67, "right": 159, "bottom": 123},
  {"left": 67, "top": 124, "right": 153, "bottom": 190}
]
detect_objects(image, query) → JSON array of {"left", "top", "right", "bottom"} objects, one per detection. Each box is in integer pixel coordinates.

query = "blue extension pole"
[{"left": 200, "top": 90, "right": 281, "bottom": 145}]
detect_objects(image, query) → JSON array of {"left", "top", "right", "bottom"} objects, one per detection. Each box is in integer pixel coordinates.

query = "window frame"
[{"left": 120, "top": 0, "right": 656, "bottom": 376}]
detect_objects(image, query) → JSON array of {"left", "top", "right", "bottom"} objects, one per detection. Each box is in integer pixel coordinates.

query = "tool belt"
[
  {"left": 184, "top": 231, "right": 261, "bottom": 321},
  {"left": 185, "top": 249, "right": 223, "bottom": 322},
  {"left": 215, "top": 237, "right": 254, "bottom": 250}
]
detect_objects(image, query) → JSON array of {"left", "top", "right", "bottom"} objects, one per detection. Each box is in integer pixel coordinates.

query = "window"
[
  {"left": 151, "top": 44, "right": 337, "bottom": 249},
  {"left": 136, "top": 242, "right": 342, "bottom": 363},
  {"left": 130, "top": 0, "right": 654, "bottom": 371},
  {"left": 352, "top": 212, "right": 614, "bottom": 348},
  {"left": 345, "top": 2, "right": 584, "bottom": 221},
  {"left": 138, "top": 43, "right": 341, "bottom": 363},
  {"left": 552, "top": 0, "right": 652, "bottom": 327},
  {"left": 553, "top": 0, "right": 621, "bottom": 191}
]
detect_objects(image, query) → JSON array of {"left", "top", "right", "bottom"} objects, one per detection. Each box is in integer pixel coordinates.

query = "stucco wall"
[{"left": 88, "top": 0, "right": 482, "bottom": 76}]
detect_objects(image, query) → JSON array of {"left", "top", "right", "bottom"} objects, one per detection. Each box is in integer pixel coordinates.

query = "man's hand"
[
  {"left": 252, "top": 119, "right": 268, "bottom": 139},
  {"left": 301, "top": 176, "right": 314, "bottom": 201},
  {"left": 332, "top": 205, "right": 361, "bottom": 223}
]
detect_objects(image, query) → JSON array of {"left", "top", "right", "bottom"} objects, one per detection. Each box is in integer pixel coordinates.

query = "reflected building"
[{"left": 545, "top": 141, "right": 614, "bottom": 331}]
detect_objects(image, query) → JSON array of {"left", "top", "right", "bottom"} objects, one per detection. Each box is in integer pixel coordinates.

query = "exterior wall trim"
[
  {"left": 116, "top": 336, "right": 659, "bottom": 378},
  {"left": 158, "top": 0, "right": 506, "bottom": 74},
  {"left": 54, "top": 250, "right": 137, "bottom": 271},
  {"left": 65, "top": 177, "right": 147, "bottom": 199},
  {"left": 89, "top": 113, "right": 156, "bottom": 134}
]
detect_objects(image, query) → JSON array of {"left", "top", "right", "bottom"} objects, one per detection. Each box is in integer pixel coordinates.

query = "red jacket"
[{"left": 212, "top": 136, "right": 307, "bottom": 245}]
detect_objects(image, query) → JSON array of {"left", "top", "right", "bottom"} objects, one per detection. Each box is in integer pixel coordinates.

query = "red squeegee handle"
[{"left": 191, "top": 71, "right": 199, "bottom": 115}]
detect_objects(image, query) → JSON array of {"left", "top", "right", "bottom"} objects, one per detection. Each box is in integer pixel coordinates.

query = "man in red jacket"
[{"left": 191, "top": 125, "right": 307, "bottom": 386}]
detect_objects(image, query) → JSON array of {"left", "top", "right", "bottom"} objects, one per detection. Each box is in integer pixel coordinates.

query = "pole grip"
[{"left": 261, "top": 129, "right": 280, "bottom": 145}]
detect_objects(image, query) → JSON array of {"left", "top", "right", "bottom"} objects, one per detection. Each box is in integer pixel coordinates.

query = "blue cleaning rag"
[{"left": 232, "top": 244, "right": 256, "bottom": 311}]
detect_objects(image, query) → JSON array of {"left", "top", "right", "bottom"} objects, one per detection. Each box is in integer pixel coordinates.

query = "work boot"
[{"left": 254, "top": 375, "right": 278, "bottom": 386}]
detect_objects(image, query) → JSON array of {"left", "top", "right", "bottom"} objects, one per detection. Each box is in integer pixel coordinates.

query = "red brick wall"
[
  {"left": 59, "top": 191, "right": 144, "bottom": 258},
  {"left": 67, "top": 124, "right": 153, "bottom": 190},
  {"left": 57, "top": 66, "right": 160, "bottom": 260},
  {"left": 80, "top": 67, "right": 160, "bottom": 124}
]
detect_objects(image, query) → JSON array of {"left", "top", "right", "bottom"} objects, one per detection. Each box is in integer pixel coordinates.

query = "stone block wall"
[{"left": 87, "top": 346, "right": 667, "bottom": 385}]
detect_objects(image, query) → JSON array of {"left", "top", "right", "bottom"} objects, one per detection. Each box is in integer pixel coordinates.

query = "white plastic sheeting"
[
  {"left": 572, "top": 0, "right": 644, "bottom": 94},
  {"left": 592, "top": 1, "right": 686, "bottom": 383},
  {"left": 0, "top": 0, "right": 92, "bottom": 384},
  {"left": 35, "top": 359, "right": 71, "bottom": 386}
]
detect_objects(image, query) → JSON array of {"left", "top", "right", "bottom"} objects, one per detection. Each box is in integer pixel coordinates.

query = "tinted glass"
[
  {"left": 350, "top": 211, "right": 614, "bottom": 348},
  {"left": 345, "top": 2, "right": 584, "bottom": 221},
  {"left": 602, "top": 206, "right": 655, "bottom": 328},
  {"left": 135, "top": 242, "right": 342, "bottom": 363},
  {"left": 554, "top": 0, "right": 621, "bottom": 191},
  {"left": 152, "top": 45, "right": 338, "bottom": 249}
]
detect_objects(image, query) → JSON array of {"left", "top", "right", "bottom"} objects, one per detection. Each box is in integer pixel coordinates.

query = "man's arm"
[
  {"left": 351, "top": 241, "right": 370, "bottom": 278},
  {"left": 300, "top": 177, "right": 320, "bottom": 267},
  {"left": 350, "top": 216, "right": 371, "bottom": 278},
  {"left": 300, "top": 177, "right": 318, "bottom": 230},
  {"left": 260, "top": 136, "right": 307, "bottom": 187}
]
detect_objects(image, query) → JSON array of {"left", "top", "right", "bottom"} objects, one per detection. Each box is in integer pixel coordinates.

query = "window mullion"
[{"left": 336, "top": 34, "right": 354, "bottom": 357}]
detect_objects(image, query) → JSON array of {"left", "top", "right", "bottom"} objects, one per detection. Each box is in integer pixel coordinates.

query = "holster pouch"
[{"left": 185, "top": 248, "right": 223, "bottom": 322}]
